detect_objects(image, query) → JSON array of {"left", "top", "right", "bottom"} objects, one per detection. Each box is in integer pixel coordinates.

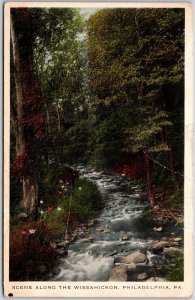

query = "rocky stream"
[{"left": 47, "top": 166, "right": 183, "bottom": 282}]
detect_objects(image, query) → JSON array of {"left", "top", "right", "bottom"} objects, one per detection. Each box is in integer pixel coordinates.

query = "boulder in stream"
[
  {"left": 114, "top": 251, "right": 148, "bottom": 264},
  {"left": 148, "top": 240, "right": 179, "bottom": 254},
  {"left": 146, "top": 277, "right": 168, "bottom": 282},
  {"left": 109, "top": 265, "right": 128, "bottom": 281},
  {"left": 56, "top": 241, "right": 69, "bottom": 248},
  {"left": 173, "top": 237, "right": 182, "bottom": 242},
  {"left": 163, "top": 247, "right": 183, "bottom": 255},
  {"left": 83, "top": 237, "right": 94, "bottom": 242},
  {"left": 95, "top": 227, "right": 105, "bottom": 232},
  {"left": 138, "top": 272, "right": 149, "bottom": 280},
  {"left": 104, "top": 230, "right": 111, "bottom": 234},
  {"left": 153, "top": 226, "right": 163, "bottom": 232}
]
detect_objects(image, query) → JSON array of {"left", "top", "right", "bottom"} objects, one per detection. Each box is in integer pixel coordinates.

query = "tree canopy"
[{"left": 10, "top": 7, "right": 184, "bottom": 212}]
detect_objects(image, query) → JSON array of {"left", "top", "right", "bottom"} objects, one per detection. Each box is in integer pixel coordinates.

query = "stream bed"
[{"left": 50, "top": 166, "right": 183, "bottom": 281}]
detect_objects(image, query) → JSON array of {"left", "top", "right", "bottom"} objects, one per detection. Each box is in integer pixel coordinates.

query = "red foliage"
[
  {"left": 47, "top": 206, "right": 53, "bottom": 212},
  {"left": 10, "top": 222, "right": 56, "bottom": 280},
  {"left": 68, "top": 212, "right": 78, "bottom": 224},
  {"left": 59, "top": 167, "right": 79, "bottom": 188},
  {"left": 115, "top": 153, "right": 146, "bottom": 179},
  {"left": 57, "top": 190, "right": 64, "bottom": 196},
  {"left": 12, "top": 7, "right": 46, "bottom": 183},
  {"left": 12, "top": 148, "right": 32, "bottom": 177}
]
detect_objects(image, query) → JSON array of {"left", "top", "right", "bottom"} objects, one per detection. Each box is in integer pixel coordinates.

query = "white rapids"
[{"left": 51, "top": 166, "right": 181, "bottom": 281}]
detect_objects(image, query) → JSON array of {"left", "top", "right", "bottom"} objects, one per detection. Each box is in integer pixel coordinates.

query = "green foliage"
[
  {"left": 10, "top": 7, "right": 184, "bottom": 226},
  {"left": 168, "top": 189, "right": 183, "bottom": 209},
  {"left": 87, "top": 8, "right": 184, "bottom": 193},
  {"left": 166, "top": 253, "right": 184, "bottom": 281},
  {"left": 90, "top": 112, "right": 124, "bottom": 168},
  {"left": 42, "top": 178, "right": 103, "bottom": 235},
  {"left": 69, "top": 178, "right": 103, "bottom": 220},
  {"left": 33, "top": 7, "right": 87, "bottom": 126},
  {"left": 39, "top": 167, "right": 59, "bottom": 204},
  {"left": 88, "top": 9, "right": 184, "bottom": 157},
  {"left": 65, "top": 118, "right": 94, "bottom": 163},
  {"left": 31, "top": 8, "right": 88, "bottom": 173},
  {"left": 142, "top": 206, "right": 151, "bottom": 219},
  {"left": 124, "top": 110, "right": 173, "bottom": 153},
  {"left": 43, "top": 207, "right": 67, "bottom": 237}
]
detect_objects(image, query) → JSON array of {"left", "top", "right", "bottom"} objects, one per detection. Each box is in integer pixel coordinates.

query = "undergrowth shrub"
[
  {"left": 10, "top": 177, "right": 103, "bottom": 280},
  {"left": 42, "top": 207, "right": 67, "bottom": 238},
  {"left": 70, "top": 178, "right": 103, "bottom": 220},
  {"left": 166, "top": 253, "right": 184, "bottom": 281},
  {"left": 9, "top": 222, "right": 57, "bottom": 281},
  {"left": 168, "top": 189, "right": 183, "bottom": 209}
]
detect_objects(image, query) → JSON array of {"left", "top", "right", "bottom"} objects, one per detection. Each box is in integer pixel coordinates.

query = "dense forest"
[{"left": 10, "top": 7, "right": 184, "bottom": 282}]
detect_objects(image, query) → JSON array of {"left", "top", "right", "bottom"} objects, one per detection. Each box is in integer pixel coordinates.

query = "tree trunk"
[
  {"left": 11, "top": 9, "right": 39, "bottom": 212},
  {"left": 164, "top": 129, "right": 179, "bottom": 188},
  {"left": 56, "top": 102, "right": 62, "bottom": 133},
  {"left": 144, "top": 148, "right": 155, "bottom": 209},
  {"left": 45, "top": 102, "right": 51, "bottom": 133},
  {"left": 22, "top": 175, "right": 38, "bottom": 211}
]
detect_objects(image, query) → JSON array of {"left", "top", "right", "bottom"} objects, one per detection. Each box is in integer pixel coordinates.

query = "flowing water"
[{"left": 52, "top": 166, "right": 183, "bottom": 281}]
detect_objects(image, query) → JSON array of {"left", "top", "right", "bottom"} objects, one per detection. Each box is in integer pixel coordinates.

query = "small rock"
[
  {"left": 173, "top": 237, "right": 182, "bottom": 242},
  {"left": 138, "top": 272, "right": 149, "bottom": 280},
  {"left": 56, "top": 241, "right": 69, "bottom": 248},
  {"left": 50, "top": 242, "right": 57, "bottom": 249},
  {"left": 146, "top": 277, "right": 168, "bottom": 282},
  {"left": 122, "top": 236, "right": 129, "bottom": 241},
  {"left": 88, "top": 221, "right": 95, "bottom": 227},
  {"left": 18, "top": 213, "right": 28, "bottom": 220},
  {"left": 148, "top": 241, "right": 168, "bottom": 253},
  {"left": 83, "top": 237, "right": 94, "bottom": 243},
  {"left": 163, "top": 247, "right": 184, "bottom": 255},
  {"left": 109, "top": 265, "right": 128, "bottom": 281},
  {"left": 177, "top": 217, "right": 184, "bottom": 224},
  {"left": 55, "top": 248, "right": 68, "bottom": 257},
  {"left": 104, "top": 230, "right": 110, "bottom": 234},
  {"left": 153, "top": 227, "right": 163, "bottom": 232},
  {"left": 131, "top": 185, "right": 139, "bottom": 190},
  {"left": 95, "top": 227, "right": 104, "bottom": 232}
]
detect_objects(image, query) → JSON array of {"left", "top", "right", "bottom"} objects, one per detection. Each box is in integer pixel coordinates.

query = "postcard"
[{"left": 4, "top": 2, "right": 193, "bottom": 297}]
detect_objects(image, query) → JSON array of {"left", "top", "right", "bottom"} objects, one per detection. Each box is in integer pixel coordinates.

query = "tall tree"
[
  {"left": 10, "top": 8, "right": 87, "bottom": 210},
  {"left": 11, "top": 8, "right": 45, "bottom": 212}
]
